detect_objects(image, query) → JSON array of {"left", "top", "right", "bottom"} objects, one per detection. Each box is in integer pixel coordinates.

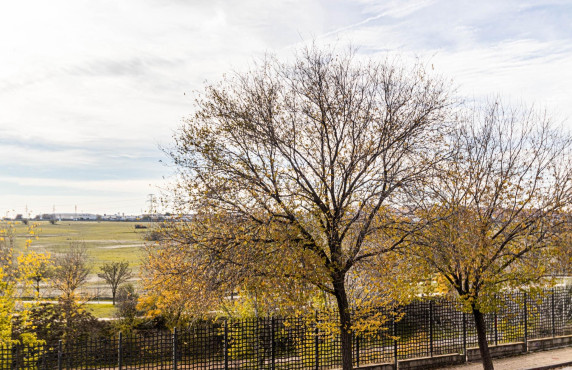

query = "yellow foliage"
[{"left": 0, "top": 220, "right": 49, "bottom": 345}]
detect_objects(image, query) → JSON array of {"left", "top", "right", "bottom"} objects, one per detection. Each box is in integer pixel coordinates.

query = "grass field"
[
  {"left": 9, "top": 221, "right": 153, "bottom": 294},
  {"left": 85, "top": 303, "right": 117, "bottom": 319}
]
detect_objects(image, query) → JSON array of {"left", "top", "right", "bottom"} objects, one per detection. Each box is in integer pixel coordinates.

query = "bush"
[
  {"left": 143, "top": 229, "right": 162, "bottom": 241},
  {"left": 12, "top": 299, "right": 110, "bottom": 344}
]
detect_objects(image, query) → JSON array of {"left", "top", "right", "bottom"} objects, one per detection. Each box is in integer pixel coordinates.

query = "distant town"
[{"left": 6, "top": 212, "right": 175, "bottom": 222}]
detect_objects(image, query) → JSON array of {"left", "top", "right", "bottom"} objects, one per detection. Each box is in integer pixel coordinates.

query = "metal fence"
[{"left": 3, "top": 287, "right": 572, "bottom": 369}]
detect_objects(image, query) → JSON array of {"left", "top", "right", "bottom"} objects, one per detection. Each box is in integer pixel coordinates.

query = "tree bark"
[
  {"left": 472, "top": 305, "right": 494, "bottom": 370},
  {"left": 333, "top": 275, "right": 353, "bottom": 370}
]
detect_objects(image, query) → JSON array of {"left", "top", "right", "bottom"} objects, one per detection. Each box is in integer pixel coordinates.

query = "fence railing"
[{"left": 4, "top": 287, "right": 572, "bottom": 369}]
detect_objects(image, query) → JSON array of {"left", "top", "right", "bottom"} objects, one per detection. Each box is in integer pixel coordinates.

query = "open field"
[
  {"left": 11, "top": 220, "right": 151, "bottom": 270},
  {"left": 9, "top": 221, "right": 153, "bottom": 296},
  {"left": 85, "top": 303, "right": 117, "bottom": 318}
]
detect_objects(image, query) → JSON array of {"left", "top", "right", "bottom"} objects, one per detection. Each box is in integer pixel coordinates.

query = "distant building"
[
  {"left": 52, "top": 213, "right": 98, "bottom": 221},
  {"left": 28, "top": 213, "right": 154, "bottom": 222}
]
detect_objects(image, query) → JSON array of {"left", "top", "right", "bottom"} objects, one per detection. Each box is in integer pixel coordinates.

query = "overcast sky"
[{"left": 1, "top": 0, "right": 571, "bottom": 216}]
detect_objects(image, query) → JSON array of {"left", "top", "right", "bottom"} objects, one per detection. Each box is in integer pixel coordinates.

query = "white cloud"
[
  {"left": 0, "top": 176, "right": 156, "bottom": 193},
  {"left": 1, "top": 0, "right": 572, "bottom": 214},
  {"left": 0, "top": 144, "right": 96, "bottom": 168}
]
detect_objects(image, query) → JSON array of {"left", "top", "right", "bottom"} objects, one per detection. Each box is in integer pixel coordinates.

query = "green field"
[
  {"left": 12, "top": 221, "right": 149, "bottom": 268},
  {"left": 9, "top": 221, "right": 152, "bottom": 292},
  {"left": 85, "top": 303, "right": 117, "bottom": 318}
]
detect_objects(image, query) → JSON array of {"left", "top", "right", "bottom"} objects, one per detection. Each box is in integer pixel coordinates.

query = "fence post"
[
  {"left": 393, "top": 318, "right": 398, "bottom": 370},
  {"left": 429, "top": 301, "right": 434, "bottom": 357},
  {"left": 172, "top": 327, "right": 178, "bottom": 370},
  {"left": 10, "top": 344, "right": 16, "bottom": 370},
  {"left": 224, "top": 321, "right": 229, "bottom": 370},
  {"left": 314, "top": 312, "right": 319, "bottom": 370},
  {"left": 355, "top": 331, "right": 360, "bottom": 367},
  {"left": 523, "top": 293, "right": 528, "bottom": 352},
  {"left": 271, "top": 318, "right": 276, "bottom": 370},
  {"left": 58, "top": 340, "right": 63, "bottom": 370},
  {"left": 494, "top": 311, "right": 498, "bottom": 346},
  {"left": 462, "top": 312, "right": 467, "bottom": 363},
  {"left": 118, "top": 332, "right": 123, "bottom": 370},
  {"left": 551, "top": 289, "right": 556, "bottom": 338}
]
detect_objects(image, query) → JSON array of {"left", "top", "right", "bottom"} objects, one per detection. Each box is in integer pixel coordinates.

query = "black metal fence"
[{"left": 3, "top": 287, "right": 572, "bottom": 369}]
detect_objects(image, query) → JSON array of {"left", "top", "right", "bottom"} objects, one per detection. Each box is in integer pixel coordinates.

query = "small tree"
[
  {"left": 409, "top": 101, "right": 572, "bottom": 370},
  {"left": 0, "top": 220, "right": 43, "bottom": 345},
  {"left": 114, "top": 283, "right": 140, "bottom": 331},
  {"left": 18, "top": 251, "right": 53, "bottom": 297},
  {"left": 98, "top": 261, "right": 133, "bottom": 305},
  {"left": 51, "top": 242, "right": 90, "bottom": 300}
]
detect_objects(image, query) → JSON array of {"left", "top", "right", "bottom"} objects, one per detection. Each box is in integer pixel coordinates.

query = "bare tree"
[
  {"left": 52, "top": 242, "right": 91, "bottom": 300},
  {"left": 98, "top": 261, "right": 133, "bottom": 305},
  {"left": 409, "top": 101, "right": 572, "bottom": 370},
  {"left": 157, "top": 46, "right": 452, "bottom": 369}
]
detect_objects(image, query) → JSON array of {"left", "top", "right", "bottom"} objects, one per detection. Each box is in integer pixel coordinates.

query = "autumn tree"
[
  {"left": 114, "top": 284, "right": 141, "bottom": 331},
  {"left": 52, "top": 242, "right": 91, "bottom": 300},
  {"left": 13, "top": 300, "right": 109, "bottom": 344},
  {"left": 98, "top": 261, "right": 133, "bottom": 305},
  {"left": 549, "top": 214, "right": 572, "bottom": 276},
  {"left": 18, "top": 251, "right": 53, "bottom": 297},
  {"left": 0, "top": 221, "right": 18, "bottom": 343},
  {"left": 0, "top": 220, "right": 44, "bottom": 345},
  {"left": 152, "top": 46, "right": 452, "bottom": 369},
  {"left": 409, "top": 101, "right": 572, "bottom": 370}
]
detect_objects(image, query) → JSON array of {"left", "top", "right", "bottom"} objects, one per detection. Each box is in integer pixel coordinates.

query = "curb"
[{"left": 526, "top": 361, "right": 572, "bottom": 370}]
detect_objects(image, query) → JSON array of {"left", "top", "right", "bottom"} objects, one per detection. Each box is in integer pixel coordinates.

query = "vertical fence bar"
[
  {"left": 551, "top": 290, "right": 556, "bottom": 338},
  {"left": 58, "top": 340, "right": 63, "bottom": 370},
  {"left": 523, "top": 293, "right": 528, "bottom": 352},
  {"left": 224, "top": 321, "right": 229, "bottom": 370},
  {"left": 429, "top": 301, "right": 434, "bottom": 357},
  {"left": 494, "top": 293, "right": 498, "bottom": 346},
  {"left": 172, "top": 327, "right": 178, "bottom": 370},
  {"left": 11, "top": 344, "right": 16, "bottom": 370},
  {"left": 393, "top": 318, "right": 398, "bottom": 369},
  {"left": 314, "top": 312, "right": 319, "bottom": 370},
  {"left": 355, "top": 331, "right": 360, "bottom": 367},
  {"left": 494, "top": 311, "right": 498, "bottom": 346},
  {"left": 462, "top": 312, "right": 467, "bottom": 362},
  {"left": 271, "top": 318, "right": 276, "bottom": 370},
  {"left": 118, "top": 332, "right": 123, "bottom": 370}
]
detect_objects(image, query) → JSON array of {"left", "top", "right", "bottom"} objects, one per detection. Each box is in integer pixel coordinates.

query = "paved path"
[{"left": 444, "top": 347, "right": 572, "bottom": 370}]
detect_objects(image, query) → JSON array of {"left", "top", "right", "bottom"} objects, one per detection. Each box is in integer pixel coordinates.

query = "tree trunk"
[
  {"left": 472, "top": 305, "right": 494, "bottom": 370},
  {"left": 333, "top": 276, "right": 353, "bottom": 370}
]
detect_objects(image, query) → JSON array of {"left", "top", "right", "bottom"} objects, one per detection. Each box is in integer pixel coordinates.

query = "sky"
[{"left": 1, "top": 0, "right": 571, "bottom": 217}]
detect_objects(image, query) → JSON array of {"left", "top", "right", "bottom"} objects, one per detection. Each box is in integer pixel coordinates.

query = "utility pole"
[{"left": 147, "top": 194, "right": 155, "bottom": 221}]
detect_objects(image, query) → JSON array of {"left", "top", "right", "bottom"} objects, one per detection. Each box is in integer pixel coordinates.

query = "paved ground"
[{"left": 444, "top": 347, "right": 572, "bottom": 369}]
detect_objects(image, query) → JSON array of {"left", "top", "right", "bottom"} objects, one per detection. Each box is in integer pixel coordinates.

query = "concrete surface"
[{"left": 443, "top": 346, "right": 572, "bottom": 370}]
